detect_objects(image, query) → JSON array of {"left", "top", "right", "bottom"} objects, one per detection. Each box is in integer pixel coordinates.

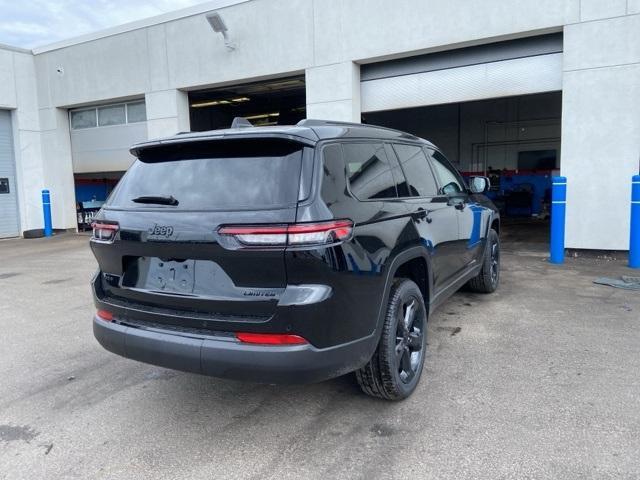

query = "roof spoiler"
[{"left": 231, "top": 117, "right": 253, "bottom": 129}]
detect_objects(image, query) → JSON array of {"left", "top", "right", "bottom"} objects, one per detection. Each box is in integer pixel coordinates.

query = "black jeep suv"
[{"left": 91, "top": 119, "right": 499, "bottom": 400}]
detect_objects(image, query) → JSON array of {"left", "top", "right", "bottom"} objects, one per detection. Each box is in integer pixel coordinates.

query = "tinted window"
[
  {"left": 343, "top": 143, "right": 397, "bottom": 200},
  {"left": 393, "top": 144, "right": 438, "bottom": 197},
  {"left": 321, "top": 144, "right": 345, "bottom": 206},
  {"left": 107, "top": 139, "right": 303, "bottom": 211},
  {"left": 427, "top": 149, "right": 465, "bottom": 196}
]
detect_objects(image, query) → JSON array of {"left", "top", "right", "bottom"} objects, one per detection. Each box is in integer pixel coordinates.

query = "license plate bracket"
[{"left": 123, "top": 257, "right": 196, "bottom": 294}]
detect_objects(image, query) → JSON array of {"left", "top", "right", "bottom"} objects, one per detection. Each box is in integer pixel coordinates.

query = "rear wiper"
[{"left": 131, "top": 195, "right": 179, "bottom": 206}]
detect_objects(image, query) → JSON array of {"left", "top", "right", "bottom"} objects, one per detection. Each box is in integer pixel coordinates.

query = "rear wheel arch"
[
  {"left": 490, "top": 217, "right": 500, "bottom": 235},
  {"left": 376, "top": 247, "right": 433, "bottom": 332},
  {"left": 393, "top": 256, "right": 430, "bottom": 308}
]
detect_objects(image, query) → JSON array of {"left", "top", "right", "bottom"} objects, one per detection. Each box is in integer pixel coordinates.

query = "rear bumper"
[{"left": 93, "top": 316, "right": 374, "bottom": 384}]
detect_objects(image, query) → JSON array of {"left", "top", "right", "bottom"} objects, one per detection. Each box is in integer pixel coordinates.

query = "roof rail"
[
  {"left": 297, "top": 119, "right": 365, "bottom": 128},
  {"left": 297, "top": 118, "right": 420, "bottom": 139},
  {"left": 231, "top": 117, "right": 254, "bottom": 129}
]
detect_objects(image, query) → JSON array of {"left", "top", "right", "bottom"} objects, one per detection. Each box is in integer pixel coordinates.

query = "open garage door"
[
  {"left": 361, "top": 34, "right": 562, "bottom": 113},
  {"left": 189, "top": 76, "right": 306, "bottom": 131},
  {"left": 361, "top": 35, "right": 563, "bottom": 250},
  {"left": 364, "top": 93, "right": 562, "bottom": 249},
  {"left": 74, "top": 172, "right": 123, "bottom": 231},
  {"left": 69, "top": 100, "right": 147, "bottom": 230}
]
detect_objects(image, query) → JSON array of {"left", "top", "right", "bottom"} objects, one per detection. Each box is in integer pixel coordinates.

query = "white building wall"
[
  {"left": 30, "top": 0, "right": 581, "bottom": 108},
  {"left": 39, "top": 108, "right": 76, "bottom": 229},
  {"left": 311, "top": 0, "right": 579, "bottom": 64},
  {"left": 561, "top": 12, "right": 640, "bottom": 250},
  {"left": 145, "top": 89, "right": 190, "bottom": 140},
  {"left": 306, "top": 62, "right": 360, "bottom": 122},
  {"left": 0, "top": 46, "right": 45, "bottom": 233},
  {"left": 1, "top": 0, "right": 638, "bottom": 249}
]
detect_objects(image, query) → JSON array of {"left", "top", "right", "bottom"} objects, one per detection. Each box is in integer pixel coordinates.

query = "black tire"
[
  {"left": 467, "top": 228, "right": 500, "bottom": 293},
  {"left": 356, "top": 278, "right": 427, "bottom": 400},
  {"left": 22, "top": 229, "right": 45, "bottom": 239}
]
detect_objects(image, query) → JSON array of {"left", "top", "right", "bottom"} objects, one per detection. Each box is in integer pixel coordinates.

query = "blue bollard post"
[
  {"left": 42, "top": 189, "right": 53, "bottom": 237},
  {"left": 549, "top": 176, "right": 567, "bottom": 264},
  {"left": 630, "top": 175, "right": 640, "bottom": 268}
]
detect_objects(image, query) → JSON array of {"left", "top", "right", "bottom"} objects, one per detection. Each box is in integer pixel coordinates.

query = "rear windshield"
[{"left": 107, "top": 139, "right": 304, "bottom": 211}]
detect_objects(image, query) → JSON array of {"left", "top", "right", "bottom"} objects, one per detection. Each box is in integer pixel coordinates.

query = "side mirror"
[{"left": 470, "top": 176, "right": 490, "bottom": 194}]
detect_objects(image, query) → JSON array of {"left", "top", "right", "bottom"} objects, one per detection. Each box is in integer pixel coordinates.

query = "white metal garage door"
[
  {"left": 361, "top": 34, "right": 563, "bottom": 113},
  {"left": 0, "top": 110, "right": 20, "bottom": 238}
]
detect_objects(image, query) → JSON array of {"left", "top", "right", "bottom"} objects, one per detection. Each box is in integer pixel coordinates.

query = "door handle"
[
  {"left": 412, "top": 208, "right": 432, "bottom": 223},
  {"left": 448, "top": 196, "right": 467, "bottom": 210}
]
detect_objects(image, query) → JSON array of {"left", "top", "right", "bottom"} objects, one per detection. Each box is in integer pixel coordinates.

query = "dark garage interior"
[
  {"left": 189, "top": 76, "right": 306, "bottom": 131},
  {"left": 74, "top": 172, "right": 124, "bottom": 230},
  {"left": 363, "top": 91, "right": 562, "bottom": 245}
]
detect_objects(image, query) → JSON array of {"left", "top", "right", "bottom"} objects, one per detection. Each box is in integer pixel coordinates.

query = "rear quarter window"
[
  {"left": 107, "top": 139, "right": 304, "bottom": 211},
  {"left": 342, "top": 143, "right": 398, "bottom": 200}
]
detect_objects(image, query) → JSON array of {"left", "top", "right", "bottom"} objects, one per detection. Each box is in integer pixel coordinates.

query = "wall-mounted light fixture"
[{"left": 206, "top": 12, "right": 236, "bottom": 51}]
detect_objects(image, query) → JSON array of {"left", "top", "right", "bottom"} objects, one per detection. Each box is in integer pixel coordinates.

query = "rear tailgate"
[{"left": 91, "top": 137, "right": 310, "bottom": 328}]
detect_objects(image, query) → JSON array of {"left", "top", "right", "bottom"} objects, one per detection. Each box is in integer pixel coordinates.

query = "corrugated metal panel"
[
  {"left": 0, "top": 110, "right": 19, "bottom": 238},
  {"left": 361, "top": 53, "right": 563, "bottom": 113},
  {"left": 361, "top": 33, "right": 563, "bottom": 82},
  {"left": 71, "top": 122, "right": 146, "bottom": 173}
]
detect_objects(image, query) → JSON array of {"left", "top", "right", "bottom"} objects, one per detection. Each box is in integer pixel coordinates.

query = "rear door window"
[
  {"left": 107, "top": 139, "right": 304, "bottom": 211},
  {"left": 392, "top": 144, "right": 439, "bottom": 197},
  {"left": 343, "top": 143, "right": 398, "bottom": 200}
]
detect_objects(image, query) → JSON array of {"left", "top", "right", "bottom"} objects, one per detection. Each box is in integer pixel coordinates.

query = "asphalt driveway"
[{"left": 0, "top": 233, "right": 639, "bottom": 479}]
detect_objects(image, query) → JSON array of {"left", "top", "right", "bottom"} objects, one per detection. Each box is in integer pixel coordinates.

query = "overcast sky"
[{"left": 0, "top": 0, "right": 208, "bottom": 49}]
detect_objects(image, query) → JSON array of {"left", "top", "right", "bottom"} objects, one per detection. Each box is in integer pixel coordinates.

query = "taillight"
[
  {"left": 235, "top": 332, "right": 308, "bottom": 345},
  {"left": 96, "top": 309, "right": 114, "bottom": 322},
  {"left": 91, "top": 222, "right": 119, "bottom": 244},
  {"left": 218, "top": 219, "right": 353, "bottom": 250}
]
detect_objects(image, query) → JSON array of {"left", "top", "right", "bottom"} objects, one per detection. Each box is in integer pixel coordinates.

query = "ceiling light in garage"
[
  {"left": 191, "top": 97, "right": 251, "bottom": 108},
  {"left": 245, "top": 112, "right": 280, "bottom": 121},
  {"left": 191, "top": 101, "right": 222, "bottom": 108}
]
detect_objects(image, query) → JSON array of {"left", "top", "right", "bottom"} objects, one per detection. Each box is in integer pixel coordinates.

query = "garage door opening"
[
  {"left": 363, "top": 92, "right": 562, "bottom": 248},
  {"left": 74, "top": 172, "right": 123, "bottom": 230},
  {"left": 189, "top": 76, "right": 306, "bottom": 131},
  {"left": 68, "top": 100, "right": 148, "bottom": 230}
]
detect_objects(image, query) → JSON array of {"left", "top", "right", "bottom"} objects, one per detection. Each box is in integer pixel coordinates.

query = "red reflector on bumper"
[
  {"left": 235, "top": 332, "right": 308, "bottom": 345},
  {"left": 96, "top": 309, "right": 114, "bottom": 322}
]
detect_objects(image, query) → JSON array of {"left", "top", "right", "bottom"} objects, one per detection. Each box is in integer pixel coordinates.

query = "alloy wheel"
[
  {"left": 490, "top": 240, "right": 500, "bottom": 285},
  {"left": 394, "top": 297, "right": 424, "bottom": 384}
]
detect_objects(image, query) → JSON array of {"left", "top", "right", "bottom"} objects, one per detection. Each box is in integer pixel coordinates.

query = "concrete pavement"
[{"left": 0, "top": 233, "right": 639, "bottom": 479}]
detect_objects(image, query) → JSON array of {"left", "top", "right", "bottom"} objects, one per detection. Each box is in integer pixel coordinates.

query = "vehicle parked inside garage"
[{"left": 90, "top": 119, "right": 500, "bottom": 400}]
